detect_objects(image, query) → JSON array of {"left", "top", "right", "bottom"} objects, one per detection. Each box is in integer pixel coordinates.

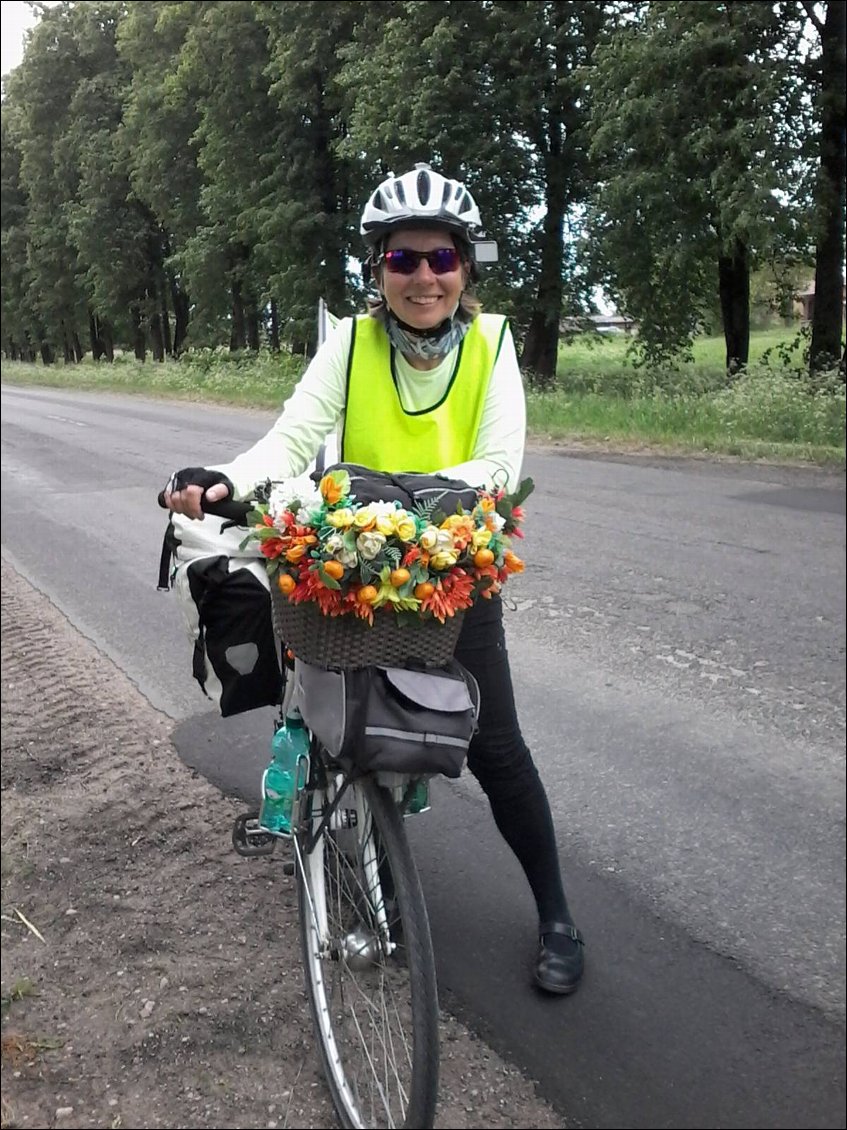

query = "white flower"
[
  {"left": 325, "top": 533, "right": 358, "bottom": 568},
  {"left": 356, "top": 530, "right": 386, "bottom": 560}
]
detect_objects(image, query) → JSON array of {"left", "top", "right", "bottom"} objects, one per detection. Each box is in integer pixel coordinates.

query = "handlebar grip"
[
  {"left": 157, "top": 490, "right": 253, "bottom": 525},
  {"left": 201, "top": 496, "right": 253, "bottom": 523}
]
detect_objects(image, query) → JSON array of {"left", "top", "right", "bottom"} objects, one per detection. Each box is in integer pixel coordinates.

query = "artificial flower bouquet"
[{"left": 242, "top": 468, "right": 533, "bottom": 625}]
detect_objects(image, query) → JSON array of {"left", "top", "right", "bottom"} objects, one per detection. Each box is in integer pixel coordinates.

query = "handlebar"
[{"left": 157, "top": 490, "right": 254, "bottom": 526}]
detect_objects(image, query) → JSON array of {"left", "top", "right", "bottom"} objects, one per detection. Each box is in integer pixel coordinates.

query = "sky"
[{"left": 1, "top": 1, "right": 48, "bottom": 78}]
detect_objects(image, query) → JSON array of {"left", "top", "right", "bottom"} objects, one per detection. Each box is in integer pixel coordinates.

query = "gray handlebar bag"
[{"left": 296, "top": 658, "right": 480, "bottom": 778}]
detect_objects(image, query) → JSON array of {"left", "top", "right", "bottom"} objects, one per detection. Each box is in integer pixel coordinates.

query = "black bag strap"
[{"left": 157, "top": 517, "right": 179, "bottom": 591}]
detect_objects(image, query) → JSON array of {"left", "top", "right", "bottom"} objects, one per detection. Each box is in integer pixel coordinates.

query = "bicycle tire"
[{"left": 296, "top": 773, "right": 440, "bottom": 1129}]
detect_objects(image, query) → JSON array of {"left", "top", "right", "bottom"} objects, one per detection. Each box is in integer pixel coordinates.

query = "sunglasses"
[{"left": 379, "top": 247, "right": 463, "bottom": 275}]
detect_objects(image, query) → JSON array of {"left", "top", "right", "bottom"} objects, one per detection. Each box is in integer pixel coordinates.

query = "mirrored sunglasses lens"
[
  {"left": 382, "top": 248, "right": 461, "bottom": 274},
  {"left": 383, "top": 250, "right": 419, "bottom": 274},
  {"left": 430, "top": 248, "right": 460, "bottom": 273}
]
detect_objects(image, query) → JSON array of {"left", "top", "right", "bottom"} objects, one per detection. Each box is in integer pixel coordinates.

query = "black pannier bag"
[
  {"left": 296, "top": 658, "right": 480, "bottom": 778},
  {"left": 317, "top": 464, "right": 480, "bottom": 516},
  {"left": 185, "top": 555, "right": 283, "bottom": 717},
  {"left": 158, "top": 514, "right": 283, "bottom": 717}
]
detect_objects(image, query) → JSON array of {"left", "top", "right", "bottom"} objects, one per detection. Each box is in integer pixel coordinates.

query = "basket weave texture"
[{"left": 271, "top": 591, "right": 463, "bottom": 669}]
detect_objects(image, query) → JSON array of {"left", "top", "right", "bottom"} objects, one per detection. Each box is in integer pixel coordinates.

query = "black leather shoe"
[{"left": 534, "top": 921, "right": 585, "bottom": 995}]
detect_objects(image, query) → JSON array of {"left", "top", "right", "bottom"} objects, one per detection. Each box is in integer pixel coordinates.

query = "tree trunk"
[
  {"left": 150, "top": 308, "right": 166, "bottom": 362},
  {"left": 160, "top": 285, "right": 173, "bottom": 357},
  {"left": 247, "top": 300, "right": 261, "bottom": 352},
  {"left": 40, "top": 339, "right": 54, "bottom": 364},
  {"left": 718, "top": 238, "right": 751, "bottom": 373},
  {"left": 89, "top": 314, "right": 114, "bottom": 361},
  {"left": 519, "top": 35, "right": 573, "bottom": 389},
  {"left": 89, "top": 313, "right": 104, "bottom": 360},
  {"left": 131, "top": 306, "right": 146, "bottom": 361},
  {"left": 269, "top": 298, "right": 280, "bottom": 352},
  {"left": 230, "top": 279, "right": 246, "bottom": 352},
  {"left": 809, "top": 0, "right": 846, "bottom": 375},
  {"left": 520, "top": 165, "right": 567, "bottom": 387},
  {"left": 170, "top": 277, "right": 190, "bottom": 356}
]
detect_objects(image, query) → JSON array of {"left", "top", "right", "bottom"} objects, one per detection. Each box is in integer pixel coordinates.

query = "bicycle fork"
[{"left": 298, "top": 781, "right": 397, "bottom": 962}]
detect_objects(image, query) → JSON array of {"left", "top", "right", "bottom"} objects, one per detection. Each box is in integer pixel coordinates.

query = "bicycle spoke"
[{"left": 298, "top": 777, "right": 439, "bottom": 1128}]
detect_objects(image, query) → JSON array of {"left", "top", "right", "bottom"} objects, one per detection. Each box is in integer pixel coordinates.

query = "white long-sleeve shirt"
[{"left": 219, "top": 315, "right": 527, "bottom": 498}]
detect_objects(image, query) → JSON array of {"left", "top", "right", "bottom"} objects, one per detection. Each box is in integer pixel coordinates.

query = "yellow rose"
[
  {"left": 394, "top": 513, "right": 417, "bottom": 541},
  {"left": 472, "top": 527, "right": 493, "bottom": 551},
  {"left": 376, "top": 513, "right": 395, "bottom": 537},
  {"left": 430, "top": 550, "right": 459, "bottom": 570},
  {"left": 353, "top": 507, "right": 377, "bottom": 530},
  {"left": 327, "top": 508, "right": 355, "bottom": 528}
]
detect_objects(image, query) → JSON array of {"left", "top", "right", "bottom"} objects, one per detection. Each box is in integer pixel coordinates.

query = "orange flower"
[
  {"left": 292, "top": 568, "right": 344, "bottom": 615},
  {"left": 285, "top": 543, "right": 309, "bottom": 564},
  {"left": 319, "top": 474, "right": 345, "bottom": 505},
  {"left": 503, "top": 551, "right": 525, "bottom": 574},
  {"left": 419, "top": 570, "right": 475, "bottom": 623},
  {"left": 440, "top": 514, "right": 476, "bottom": 550}
]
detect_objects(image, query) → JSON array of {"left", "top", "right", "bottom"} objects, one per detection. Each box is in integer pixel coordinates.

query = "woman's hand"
[{"left": 159, "top": 468, "right": 234, "bottom": 520}]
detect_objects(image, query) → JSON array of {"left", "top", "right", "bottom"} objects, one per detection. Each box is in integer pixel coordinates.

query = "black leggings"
[{"left": 454, "top": 595, "right": 573, "bottom": 928}]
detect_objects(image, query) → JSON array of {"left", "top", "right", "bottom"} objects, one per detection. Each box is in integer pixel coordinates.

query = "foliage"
[
  {"left": 586, "top": 1, "right": 810, "bottom": 369},
  {"left": 0, "top": 0, "right": 842, "bottom": 377}
]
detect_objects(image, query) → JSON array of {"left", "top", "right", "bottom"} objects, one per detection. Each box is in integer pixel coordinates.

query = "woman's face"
[{"left": 378, "top": 227, "right": 468, "bottom": 330}]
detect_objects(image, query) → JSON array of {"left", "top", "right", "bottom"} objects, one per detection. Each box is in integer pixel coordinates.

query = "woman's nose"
[{"left": 412, "top": 257, "right": 437, "bottom": 280}]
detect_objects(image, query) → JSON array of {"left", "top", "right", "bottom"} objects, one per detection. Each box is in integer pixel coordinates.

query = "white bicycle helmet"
[{"left": 360, "top": 163, "right": 484, "bottom": 247}]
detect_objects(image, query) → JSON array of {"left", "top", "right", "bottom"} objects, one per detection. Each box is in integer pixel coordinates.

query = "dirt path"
[{"left": 0, "top": 560, "right": 567, "bottom": 1130}]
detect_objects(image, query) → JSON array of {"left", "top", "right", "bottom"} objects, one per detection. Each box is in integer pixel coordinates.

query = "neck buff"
[{"left": 383, "top": 306, "right": 472, "bottom": 360}]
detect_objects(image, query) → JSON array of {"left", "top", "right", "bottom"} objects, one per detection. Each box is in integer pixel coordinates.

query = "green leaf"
[{"left": 511, "top": 477, "right": 535, "bottom": 506}]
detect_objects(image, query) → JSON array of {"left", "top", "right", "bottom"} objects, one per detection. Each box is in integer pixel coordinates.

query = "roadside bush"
[{"left": 712, "top": 365, "right": 845, "bottom": 446}]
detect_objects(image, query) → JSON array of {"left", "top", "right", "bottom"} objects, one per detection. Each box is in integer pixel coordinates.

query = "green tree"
[
  {"left": 1, "top": 107, "right": 39, "bottom": 359},
  {"left": 801, "top": 1, "right": 846, "bottom": 374},
  {"left": 5, "top": 1, "right": 92, "bottom": 362},
  {"left": 257, "top": 0, "right": 369, "bottom": 351},
  {"left": 339, "top": 0, "right": 609, "bottom": 384},
  {"left": 118, "top": 1, "right": 209, "bottom": 353},
  {"left": 587, "top": 1, "right": 808, "bottom": 371}
]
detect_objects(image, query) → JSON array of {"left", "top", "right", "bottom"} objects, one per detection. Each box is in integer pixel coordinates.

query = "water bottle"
[
  {"left": 259, "top": 711, "right": 309, "bottom": 836},
  {"left": 392, "top": 777, "right": 430, "bottom": 815},
  {"left": 406, "top": 777, "right": 430, "bottom": 815}
]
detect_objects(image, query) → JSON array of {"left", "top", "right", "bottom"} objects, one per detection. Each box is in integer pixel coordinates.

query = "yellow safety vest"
[{"left": 341, "top": 313, "right": 509, "bottom": 472}]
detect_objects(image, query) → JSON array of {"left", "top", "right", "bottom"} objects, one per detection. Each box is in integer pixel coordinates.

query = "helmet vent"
[
  {"left": 457, "top": 191, "right": 473, "bottom": 214},
  {"left": 371, "top": 190, "right": 385, "bottom": 212},
  {"left": 393, "top": 179, "right": 405, "bottom": 206},
  {"left": 417, "top": 169, "right": 431, "bottom": 205}
]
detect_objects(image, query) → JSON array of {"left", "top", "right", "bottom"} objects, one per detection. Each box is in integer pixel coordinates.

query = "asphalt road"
[{"left": 2, "top": 383, "right": 845, "bottom": 1129}]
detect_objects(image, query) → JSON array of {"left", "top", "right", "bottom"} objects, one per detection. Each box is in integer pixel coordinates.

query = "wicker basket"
[{"left": 271, "top": 592, "right": 463, "bottom": 669}]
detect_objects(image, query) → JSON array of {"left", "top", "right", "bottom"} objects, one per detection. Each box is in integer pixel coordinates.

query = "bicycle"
[{"left": 207, "top": 496, "right": 443, "bottom": 1130}]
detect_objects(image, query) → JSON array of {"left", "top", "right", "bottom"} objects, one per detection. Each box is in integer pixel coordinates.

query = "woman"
[{"left": 163, "top": 163, "right": 585, "bottom": 994}]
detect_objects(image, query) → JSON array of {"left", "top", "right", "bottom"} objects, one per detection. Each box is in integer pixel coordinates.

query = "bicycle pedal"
[{"left": 231, "top": 812, "right": 278, "bottom": 857}]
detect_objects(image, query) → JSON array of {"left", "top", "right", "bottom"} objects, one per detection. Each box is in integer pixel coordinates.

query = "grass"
[{"left": 2, "top": 327, "right": 844, "bottom": 467}]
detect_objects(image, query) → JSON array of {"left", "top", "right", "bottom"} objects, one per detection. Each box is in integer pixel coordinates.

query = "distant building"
[
  {"left": 560, "top": 313, "right": 638, "bottom": 335},
  {"left": 795, "top": 278, "right": 847, "bottom": 324}
]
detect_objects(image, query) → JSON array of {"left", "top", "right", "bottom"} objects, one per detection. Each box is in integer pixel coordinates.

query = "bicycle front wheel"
[{"left": 296, "top": 774, "right": 439, "bottom": 1129}]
